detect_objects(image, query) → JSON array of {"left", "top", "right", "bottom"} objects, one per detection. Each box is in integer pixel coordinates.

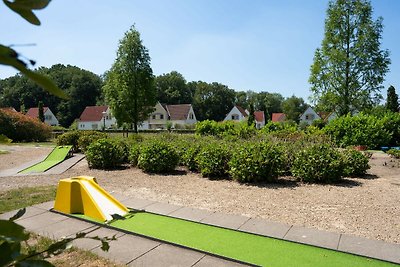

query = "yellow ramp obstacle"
[{"left": 53, "top": 176, "right": 128, "bottom": 222}]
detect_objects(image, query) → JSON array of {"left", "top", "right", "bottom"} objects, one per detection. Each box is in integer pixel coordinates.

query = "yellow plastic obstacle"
[{"left": 53, "top": 176, "right": 128, "bottom": 222}]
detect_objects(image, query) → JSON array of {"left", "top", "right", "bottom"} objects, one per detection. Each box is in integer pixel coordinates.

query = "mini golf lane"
[
  {"left": 19, "top": 146, "right": 72, "bottom": 173},
  {"left": 74, "top": 211, "right": 396, "bottom": 267}
]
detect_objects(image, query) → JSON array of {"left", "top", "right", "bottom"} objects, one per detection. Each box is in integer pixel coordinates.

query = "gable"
[{"left": 79, "top": 106, "right": 109, "bottom": 122}]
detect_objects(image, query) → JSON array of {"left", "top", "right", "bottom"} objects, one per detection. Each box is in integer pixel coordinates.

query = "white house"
[
  {"left": 224, "top": 106, "right": 249, "bottom": 122},
  {"left": 143, "top": 102, "right": 197, "bottom": 129},
  {"left": 78, "top": 106, "right": 117, "bottom": 130},
  {"left": 299, "top": 107, "right": 321, "bottom": 125},
  {"left": 254, "top": 111, "right": 265, "bottom": 129},
  {"left": 26, "top": 107, "right": 59, "bottom": 126}
]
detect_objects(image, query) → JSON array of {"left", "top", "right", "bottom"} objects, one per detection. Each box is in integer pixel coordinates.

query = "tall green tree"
[
  {"left": 191, "top": 81, "right": 235, "bottom": 121},
  {"left": 309, "top": 0, "right": 390, "bottom": 116},
  {"left": 247, "top": 103, "right": 255, "bottom": 127},
  {"left": 38, "top": 100, "right": 44, "bottom": 122},
  {"left": 281, "top": 96, "right": 308, "bottom": 123},
  {"left": 155, "top": 71, "right": 193, "bottom": 104},
  {"left": 386, "top": 85, "right": 399, "bottom": 112},
  {"left": 103, "top": 25, "right": 156, "bottom": 133}
]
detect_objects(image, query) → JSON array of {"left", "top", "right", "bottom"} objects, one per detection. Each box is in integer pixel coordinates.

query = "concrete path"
[{"left": 1, "top": 196, "right": 399, "bottom": 267}]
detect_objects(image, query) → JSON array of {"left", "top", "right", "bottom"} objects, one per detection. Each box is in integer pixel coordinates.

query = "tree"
[
  {"left": 103, "top": 25, "right": 156, "bottom": 133},
  {"left": 155, "top": 71, "right": 193, "bottom": 104},
  {"left": 38, "top": 100, "right": 44, "bottom": 122},
  {"left": 309, "top": 0, "right": 390, "bottom": 116},
  {"left": 191, "top": 81, "right": 235, "bottom": 121},
  {"left": 386, "top": 85, "right": 399, "bottom": 112},
  {"left": 281, "top": 95, "right": 308, "bottom": 123},
  {"left": 247, "top": 103, "right": 255, "bottom": 127}
]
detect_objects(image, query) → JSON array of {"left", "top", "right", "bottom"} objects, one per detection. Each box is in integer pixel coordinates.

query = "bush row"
[
  {"left": 82, "top": 134, "right": 370, "bottom": 184},
  {"left": 56, "top": 130, "right": 107, "bottom": 152}
]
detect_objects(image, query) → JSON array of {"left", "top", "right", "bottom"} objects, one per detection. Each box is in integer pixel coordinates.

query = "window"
[
  {"left": 45, "top": 115, "right": 52, "bottom": 120},
  {"left": 305, "top": 114, "right": 314, "bottom": 120},
  {"left": 189, "top": 113, "right": 194, "bottom": 120},
  {"left": 152, "top": 115, "right": 156, "bottom": 120},
  {"left": 160, "top": 114, "right": 164, "bottom": 119},
  {"left": 92, "top": 124, "right": 98, "bottom": 129},
  {"left": 231, "top": 114, "right": 239, "bottom": 120}
]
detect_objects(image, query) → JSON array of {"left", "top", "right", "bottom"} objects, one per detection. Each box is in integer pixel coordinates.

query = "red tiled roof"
[
  {"left": 26, "top": 107, "right": 49, "bottom": 118},
  {"left": 235, "top": 105, "right": 248, "bottom": 117},
  {"left": 254, "top": 111, "right": 264, "bottom": 123},
  {"left": 165, "top": 104, "right": 192, "bottom": 120},
  {"left": 271, "top": 113, "right": 286, "bottom": 122},
  {"left": 79, "top": 106, "right": 108, "bottom": 122}
]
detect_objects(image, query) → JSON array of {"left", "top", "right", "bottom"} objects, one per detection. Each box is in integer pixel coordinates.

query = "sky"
[{"left": 1, "top": 0, "right": 399, "bottom": 102}]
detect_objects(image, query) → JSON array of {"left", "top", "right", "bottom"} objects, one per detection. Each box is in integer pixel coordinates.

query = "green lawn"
[{"left": 75, "top": 211, "right": 396, "bottom": 267}]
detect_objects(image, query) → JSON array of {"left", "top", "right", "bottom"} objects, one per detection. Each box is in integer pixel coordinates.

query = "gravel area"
[{"left": 0, "top": 144, "right": 399, "bottom": 244}]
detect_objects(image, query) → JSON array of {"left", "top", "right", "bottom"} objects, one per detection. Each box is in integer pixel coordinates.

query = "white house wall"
[
  {"left": 299, "top": 107, "right": 321, "bottom": 125},
  {"left": 44, "top": 109, "right": 59, "bottom": 126},
  {"left": 224, "top": 107, "right": 247, "bottom": 122}
]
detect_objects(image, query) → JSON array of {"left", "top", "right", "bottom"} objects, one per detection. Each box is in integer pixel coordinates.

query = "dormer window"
[
  {"left": 232, "top": 114, "right": 239, "bottom": 120},
  {"left": 189, "top": 113, "right": 194, "bottom": 120}
]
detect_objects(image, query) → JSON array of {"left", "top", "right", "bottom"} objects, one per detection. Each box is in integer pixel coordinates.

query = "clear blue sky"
[{"left": 1, "top": 0, "right": 399, "bottom": 102}]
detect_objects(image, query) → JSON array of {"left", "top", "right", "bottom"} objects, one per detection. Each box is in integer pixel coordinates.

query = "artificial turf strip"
[
  {"left": 19, "top": 146, "right": 72, "bottom": 173},
  {"left": 75, "top": 211, "right": 396, "bottom": 267}
]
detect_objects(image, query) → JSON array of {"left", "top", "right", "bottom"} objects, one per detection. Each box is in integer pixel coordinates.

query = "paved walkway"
[{"left": 1, "top": 195, "right": 399, "bottom": 266}]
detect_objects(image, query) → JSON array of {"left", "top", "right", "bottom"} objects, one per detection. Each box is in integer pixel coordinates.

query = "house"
[
  {"left": 26, "top": 107, "right": 59, "bottom": 126},
  {"left": 271, "top": 113, "right": 286, "bottom": 122},
  {"left": 145, "top": 102, "right": 197, "bottom": 129},
  {"left": 224, "top": 105, "right": 249, "bottom": 122},
  {"left": 318, "top": 111, "right": 337, "bottom": 122},
  {"left": 254, "top": 111, "right": 265, "bottom": 129},
  {"left": 78, "top": 106, "right": 116, "bottom": 130},
  {"left": 299, "top": 107, "right": 321, "bottom": 125}
]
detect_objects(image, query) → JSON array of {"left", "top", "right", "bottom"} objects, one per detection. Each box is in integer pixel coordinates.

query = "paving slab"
[
  {"left": 168, "top": 206, "right": 215, "bottom": 222},
  {"left": 17, "top": 211, "right": 69, "bottom": 231},
  {"left": 123, "top": 197, "right": 156, "bottom": 210},
  {"left": 284, "top": 225, "right": 341, "bottom": 250},
  {"left": 44, "top": 154, "right": 85, "bottom": 175},
  {"left": 72, "top": 226, "right": 126, "bottom": 251},
  {"left": 144, "top": 202, "right": 183, "bottom": 215},
  {"left": 92, "top": 233, "right": 161, "bottom": 264},
  {"left": 37, "top": 217, "right": 96, "bottom": 240},
  {"left": 338, "top": 234, "right": 400, "bottom": 264},
  {"left": 129, "top": 243, "right": 204, "bottom": 267},
  {"left": 31, "top": 200, "right": 55, "bottom": 210},
  {"left": 193, "top": 255, "right": 250, "bottom": 267},
  {"left": 200, "top": 212, "right": 250, "bottom": 230},
  {"left": 0, "top": 156, "right": 46, "bottom": 177},
  {"left": 0, "top": 206, "right": 46, "bottom": 221},
  {"left": 238, "top": 217, "right": 291, "bottom": 239}
]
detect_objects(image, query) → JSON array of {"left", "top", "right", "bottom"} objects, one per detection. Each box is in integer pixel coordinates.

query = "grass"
[
  {"left": 76, "top": 211, "right": 397, "bottom": 267},
  {"left": 0, "top": 149, "right": 9, "bottom": 154},
  {"left": 0, "top": 186, "right": 56, "bottom": 214}
]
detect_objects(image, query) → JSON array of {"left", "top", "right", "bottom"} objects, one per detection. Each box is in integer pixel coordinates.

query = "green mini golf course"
[
  {"left": 19, "top": 146, "right": 72, "bottom": 174},
  {"left": 72, "top": 210, "right": 396, "bottom": 267}
]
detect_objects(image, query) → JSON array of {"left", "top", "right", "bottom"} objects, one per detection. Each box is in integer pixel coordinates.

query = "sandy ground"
[{"left": 0, "top": 144, "right": 399, "bottom": 244}]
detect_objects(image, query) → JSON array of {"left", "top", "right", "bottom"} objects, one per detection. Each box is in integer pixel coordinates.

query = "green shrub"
[
  {"left": 196, "top": 143, "right": 231, "bottom": 179},
  {"left": 0, "top": 134, "right": 12, "bottom": 143},
  {"left": 380, "top": 112, "right": 400, "bottom": 146},
  {"left": 341, "top": 149, "right": 370, "bottom": 177},
  {"left": 311, "top": 119, "right": 327, "bottom": 129},
  {"left": 324, "top": 113, "right": 391, "bottom": 149},
  {"left": 128, "top": 143, "right": 141, "bottom": 166},
  {"left": 85, "top": 138, "right": 126, "bottom": 169},
  {"left": 0, "top": 108, "right": 51, "bottom": 142},
  {"left": 229, "top": 142, "right": 283, "bottom": 183},
  {"left": 387, "top": 149, "right": 400, "bottom": 159},
  {"left": 137, "top": 141, "right": 179, "bottom": 173},
  {"left": 77, "top": 131, "right": 107, "bottom": 152},
  {"left": 291, "top": 144, "right": 344, "bottom": 183},
  {"left": 56, "top": 131, "right": 81, "bottom": 151},
  {"left": 195, "top": 120, "right": 220, "bottom": 136},
  {"left": 182, "top": 145, "right": 201, "bottom": 171}
]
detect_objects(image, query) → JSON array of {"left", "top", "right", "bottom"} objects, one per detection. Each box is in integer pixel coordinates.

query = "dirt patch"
[{"left": 0, "top": 145, "right": 399, "bottom": 244}]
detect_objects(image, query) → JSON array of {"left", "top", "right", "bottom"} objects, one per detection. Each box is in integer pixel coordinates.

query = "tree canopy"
[
  {"left": 103, "top": 25, "right": 156, "bottom": 133},
  {"left": 309, "top": 0, "right": 390, "bottom": 116},
  {"left": 281, "top": 95, "right": 308, "bottom": 123},
  {"left": 155, "top": 71, "right": 194, "bottom": 104},
  {"left": 386, "top": 85, "right": 399, "bottom": 113}
]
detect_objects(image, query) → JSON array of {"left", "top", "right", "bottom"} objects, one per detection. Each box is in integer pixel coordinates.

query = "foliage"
[
  {"left": 77, "top": 131, "right": 108, "bottom": 152},
  {"left": 229, "top": 142, "right": 284, "bottom": 183},
  {"left": 38, "top": 101, "right": 44, "bottom": 122},
  {"left": 311, "top": 118, "right": 327, "bottom": 129},
  {"left": 281, "top": 95, "right": 308, "bottom": 123},
  {"left": 291, "top": 144, "right": 344, "bottom": 183},
  {"left": 103, "top": 25, "right": 156, "bottom": 133},
  {"left": 128, "top": 143, "right": 141, "bottom": 166},
  {"left": 380, "top": 112, "right": 400, "bottom": 146},
  {"left": 196, "top": 143, "right": 231, "bottom": 179},
  {"left": 386, "top": 149, "right": 400, "bottom": 159},
  {"left": 324, "top": 113, "right": 391, "bottom": 149},
  {"left": 137, "top": 141, "right": 179, "bottom": 173},
  {"left": 309, "top": 0, "right": 390, "bottom": 116},
  {"left": 0, "top": 108, "right": 51, "bottom": 142},
  {"left": 191, "top": 81, "right": 236, "bottom": 121},
  {"left": 0, "top": 134, "right": 12, "bottom": 143},
  {"left": 85, "top": 138, "right": 126, "bottom": 169},
  {"left": 247, "top": 104, "right": 255, "bottom": 127},
  {"left": 182, "top": 144, "right": 201, "bottom": 171},
  {"left": 155, "top": 71, "right": 193, "bottom": 104},
  {"left": 386, "top": 85, "right": 399, "bottom": 113},
  {"left": 341, "top": 149, "right": 370, "bottom": 177},
  {"left": 56, "top": 131, "right": 81, "bottom": 151}
]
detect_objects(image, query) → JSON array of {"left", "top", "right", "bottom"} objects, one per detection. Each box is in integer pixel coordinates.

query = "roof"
[
  {"left": 254, "top": 111, "right": 264, "bottom": 122},
  {"left": 271, "top": 113, "right": 286, "bottom": 122},
  {"left": 235, "top": 106, "right": 248, "bottom": 117},
  {"left": 26, "top": 107, "right": 49, "bottom": 118},
  {"left": 165, "top": 104, "right": 192, "bottom": 120},
  {"left": 79, "top": 106, "right": 109, "bottom": 122}
]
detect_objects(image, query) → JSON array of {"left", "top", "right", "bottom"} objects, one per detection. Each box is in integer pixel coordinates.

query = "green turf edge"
[
  {"left": 19, "top": 145, "right": 72, "bottom": 173},
  {"left": 63, "top": 210, "right": 396, "bottom": 267}
]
